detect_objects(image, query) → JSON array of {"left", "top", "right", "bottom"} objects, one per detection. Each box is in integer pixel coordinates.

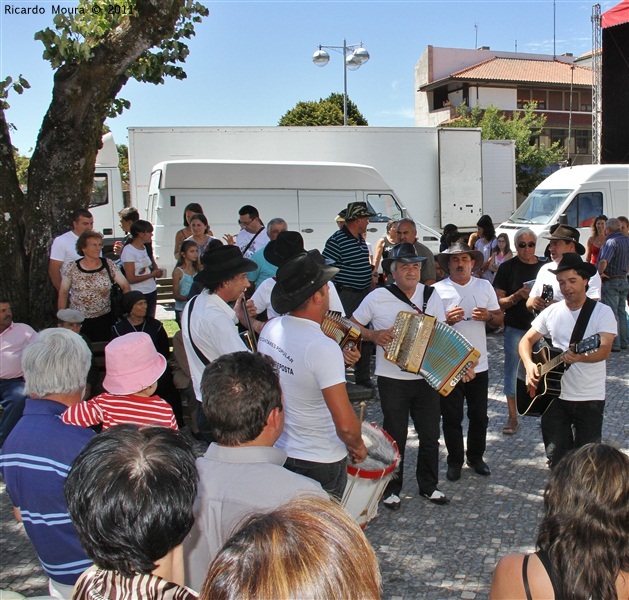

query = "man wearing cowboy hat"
[
  {"left": 251, "top": 233, "right": 344, "bottom": 322},
  {"left": 181, "top": 245, "right": 258, "bottom": 408},
  {"left": 323, "top": 201, "right": 377, "bottom": 389},
  {"left": 257, "top": 252, "right": 367, "bottom": 499},
  {"left": 352, "top": 243, "right": 450, "bottom": 508},
  {"left": 519, "top": 253, "right": 616, "bottom": 468},
  {"left": 526, "top": 224, "right": 601, "bottom": 314},
  {"left": 433, "top": 243, "right": 503, "bottom": 482}
]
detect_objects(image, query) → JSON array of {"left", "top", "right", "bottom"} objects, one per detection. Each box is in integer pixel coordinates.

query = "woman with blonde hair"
[
  {"left": 490, "top": 443, "right": 629, "bottom": 599},
  {"left": 202, "top": 496, "right": 381, "bottom": 600}
]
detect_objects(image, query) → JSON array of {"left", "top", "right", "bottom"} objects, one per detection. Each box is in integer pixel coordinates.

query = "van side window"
[
  {"left": 90, "top": 174, "right": 109, "bottom": 208},
  {"left": 366, "top": 194, "right": 403, "bottom": 222},
  {"left": 564, "top": 192, "right": 603, "bottom": 228}
]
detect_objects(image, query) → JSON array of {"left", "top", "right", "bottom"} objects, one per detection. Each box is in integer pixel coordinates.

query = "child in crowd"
[
  {"left": 488, "top": 233, "right": 513, "bottom": 275},
  {"left": 62, "top": 332, "right": 177, "bottom": 430},
  {"left": 173, "top": 239, "right": 199, "bottom": 326}
]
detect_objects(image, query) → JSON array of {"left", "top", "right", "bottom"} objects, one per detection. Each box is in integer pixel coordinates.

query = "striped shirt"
[
  {"left": 73, "top": 567, "right": 198, "bottom": 600},
  {"left": 322, "top": 227, "right": 373, "bottom": 290},
  {"left": 0, "top": 398, "right": 94, "bottom": 585},
  {"left": 598, "top": 231, "right": 629, "bottom": 277},
  {"left": 61, "top": 393, "right": 177, "bottom": 430}
]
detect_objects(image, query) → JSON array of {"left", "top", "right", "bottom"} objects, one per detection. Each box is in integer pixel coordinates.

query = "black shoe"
[
  {"left": 446, "top": 465, "right": 462, "bottom": 481},
  {"left": 356, "top": 378, "right": 377, "bottom": 389},
  {"left": 420, "top": 489, "right": 450, "bottom": 505},
  {"left": 467, "top": 459, "right": 491, "bottom": 476}
]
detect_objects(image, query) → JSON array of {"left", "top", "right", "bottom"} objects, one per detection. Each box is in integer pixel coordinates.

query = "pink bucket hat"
[{"left": 103, "top": 332, "right": 167, "bottom": 395}]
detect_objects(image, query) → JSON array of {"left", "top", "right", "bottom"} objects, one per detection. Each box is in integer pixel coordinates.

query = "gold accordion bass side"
[
  {"left": 384, "top": 311, "right": 480, "bottom": 396},
  {"left": 321, "top": 311, "right": 362, "bottom": 351}
]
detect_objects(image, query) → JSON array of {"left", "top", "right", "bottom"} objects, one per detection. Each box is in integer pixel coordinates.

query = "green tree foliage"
[
  {"left": 0, "top": 0, "right": 208, "bottom": 325},
  {"left": 444, "top": 103, "right": 563, "bottom": 197},
  {"left": 279, "top": 92, "right": 368, "bottom": 126},
  {"left": 117, "top": 144, "right": 130, "bottom": 186}
]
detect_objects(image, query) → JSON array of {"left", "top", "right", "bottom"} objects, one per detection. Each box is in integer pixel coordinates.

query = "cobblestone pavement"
[{"left": 1, "top": 334, "right": 627, "bottom": 599}]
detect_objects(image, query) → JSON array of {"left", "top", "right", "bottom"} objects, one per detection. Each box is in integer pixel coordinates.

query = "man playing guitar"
[{"left": 518, "top": 253, "right": 617, "bottom": 468}]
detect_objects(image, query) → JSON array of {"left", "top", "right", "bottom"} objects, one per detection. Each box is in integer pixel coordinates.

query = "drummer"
[
  {"left": 351, "top": 243, "right": 451, "bottom": 508},
  {"left": 257, "top": 251, "right": 367, "bottom": 500}
]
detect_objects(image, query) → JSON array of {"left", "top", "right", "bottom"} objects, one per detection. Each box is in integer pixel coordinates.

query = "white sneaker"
[
  {"left": 420, "top": 489, "right": 450, "bottom": 505},
  {"left": 382, "top": 493, "right": 401, "bottom": 510}
]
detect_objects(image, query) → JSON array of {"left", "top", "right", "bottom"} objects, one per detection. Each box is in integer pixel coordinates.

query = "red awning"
[{"left": 602, "top": 0, "right": 629, "bottom": 28}]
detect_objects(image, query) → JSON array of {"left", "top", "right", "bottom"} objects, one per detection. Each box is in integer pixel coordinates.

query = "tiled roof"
[{"left": 449, "top": 57, "right": 592, "bottom": 86}]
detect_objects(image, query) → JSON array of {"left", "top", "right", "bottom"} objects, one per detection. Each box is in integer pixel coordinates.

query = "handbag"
[{"left": 102, "top": 258, "right": 124, "bottom": 319}]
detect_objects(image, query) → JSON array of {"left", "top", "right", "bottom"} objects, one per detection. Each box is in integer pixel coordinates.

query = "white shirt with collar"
[{"left": 181, "top": 292, "right": 248, "bottom": 402}]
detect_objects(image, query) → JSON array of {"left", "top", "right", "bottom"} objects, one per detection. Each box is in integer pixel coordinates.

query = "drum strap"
[{"left": 385, "top": 284, "right": 434, "bottom": 315}]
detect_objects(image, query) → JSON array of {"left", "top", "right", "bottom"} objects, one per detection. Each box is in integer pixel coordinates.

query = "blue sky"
[{"left": 1, "top": 0, "right": 617, "bottom": 154}]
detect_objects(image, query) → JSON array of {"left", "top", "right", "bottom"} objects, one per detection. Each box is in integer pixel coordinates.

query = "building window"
[
  {"left": 550, "top": 129, "right": 566, "bottom": 146},
  {"left": 517, "top": 88, "right": 530, "bottom": 109},
  {"left": 575, "top": 130, "right": 592, "bottom": 155},
  {"left": 548, "top": 91, "right": 563, "bottom": 110},
  {"left": 530, "top": 90, "right": 547, "bottom": 110}
]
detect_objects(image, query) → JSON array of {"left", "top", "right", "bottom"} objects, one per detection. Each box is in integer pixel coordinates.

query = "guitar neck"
[{"left": 538, "top": 350, "right": 567, "bottom": 376}]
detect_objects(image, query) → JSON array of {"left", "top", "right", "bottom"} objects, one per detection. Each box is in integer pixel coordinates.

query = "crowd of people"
[{"left": 1, "top": 201, "right": 628, "bottom": 599}]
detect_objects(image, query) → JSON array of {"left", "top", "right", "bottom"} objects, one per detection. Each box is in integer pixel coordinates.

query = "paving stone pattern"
[{"left": 1, "top": 334, "right": 627, "bottom": 599}]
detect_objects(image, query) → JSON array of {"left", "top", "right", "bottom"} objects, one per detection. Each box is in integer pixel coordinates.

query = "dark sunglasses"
[{"left": 517, "top": 242, "right": 536, "bottom": 248}]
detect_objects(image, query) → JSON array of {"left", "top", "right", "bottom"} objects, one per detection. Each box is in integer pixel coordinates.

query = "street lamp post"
[{"left": 312, "top": 39, "right": 370, "bottom": 126}]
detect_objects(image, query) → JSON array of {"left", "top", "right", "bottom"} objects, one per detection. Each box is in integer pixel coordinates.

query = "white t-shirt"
[
  {"left": 352, "top": 285, "right": 446, "bottom": 380},
  {"left": 531, "top": 301, "right": 616, "bottom": 401},
  {"left": 432, "top": 277, "right": 500, "bottom": 372},
  {"left": 237, "top": 228, "right": 270, "bottom": 259},
  {"left": 252, "top": 279, "right": 344, "bottom": 319},
  {"left": 258, "top": 316, "right": 347, "bottom": 463},
  {"left": 120, "top": 244, "right": 156, "bottom": 294},
  {"left": 49, "top": 231, "right": 80, "bottom": 272},
  {"left": 530, "top": 261, "right": 602, "bottom": 302},
  {"left": 181, "top": 292, "right": 249, "bottom": 402}
]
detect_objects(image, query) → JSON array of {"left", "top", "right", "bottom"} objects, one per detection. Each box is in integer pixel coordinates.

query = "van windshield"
[{"left": 507, "top": 189, "right": 572, "bottom": 225}]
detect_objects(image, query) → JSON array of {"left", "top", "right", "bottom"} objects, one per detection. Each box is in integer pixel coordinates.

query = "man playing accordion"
[{"left": 351, "top": 243, "right": 451, "bottom": 509}]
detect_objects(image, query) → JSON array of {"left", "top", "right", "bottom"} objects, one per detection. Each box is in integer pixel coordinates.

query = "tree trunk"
[
  {"left": 0, "top": 108, "right": 29, "bottom": 321},
  {"left": 5, "top": 0, "right": 185, "bottom": 328}
]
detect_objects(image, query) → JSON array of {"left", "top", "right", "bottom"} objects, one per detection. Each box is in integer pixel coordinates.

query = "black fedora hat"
[
  {"left": 549, "top": 252, "right": 597, "bottom": 278},
  {"left": 263, "top": 231, "right": 305, "bottom": 267},
  {"left": 382, "top": 242, "right": 426, "bottom": 273},
  {"left": 543, "top": 224, "right": 586, "bottom": 255},
  {"left": 271, "top": 252, "right": 339, "bottom": 315},
  {"left": 436, "top": 243, "right": 485, "bottom": 274},
  {"left": 194, "top": 245, "right": 257, "bottom": 286}
]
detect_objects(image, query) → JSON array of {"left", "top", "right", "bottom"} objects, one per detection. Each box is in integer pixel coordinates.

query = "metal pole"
[{"left": 343, "top": 38, "right": 348, "bottom": 126}]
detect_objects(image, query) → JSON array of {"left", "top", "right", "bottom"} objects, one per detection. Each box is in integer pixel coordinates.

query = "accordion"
[
  {"left": 384, "top": 311, "right": 480, "bottom": 396},
  {"left": 321, "top": 311, "right": 362, "bottom": 351}
]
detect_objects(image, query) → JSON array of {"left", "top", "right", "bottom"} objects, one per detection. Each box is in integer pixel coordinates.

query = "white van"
[
  {"left": 146, "top": 160, "right": 428, "bottom": 276},
  {"left": 496, "top": 165, "right": 629, "bottom": 255}
]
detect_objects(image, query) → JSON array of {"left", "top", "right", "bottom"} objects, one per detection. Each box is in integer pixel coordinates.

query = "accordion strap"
[{"left": 385, "top": 284, "right": 434, "bottom": 315}]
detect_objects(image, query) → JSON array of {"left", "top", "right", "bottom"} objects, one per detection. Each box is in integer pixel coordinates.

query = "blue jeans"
[
  {"left": 601, "top": 277, "right": 629, "bottom": 350},
  {"left": 377, "top": 376, "right": 441, "bottom": 496},
  {"left": 541, "top": 399, "right": 605, "bottom": 468},
  {"left": 503, "top": 326, "right": 526, "bottom": 398},
  {"left": 284, "top": 456, "right": 348, "bottom": 500},
  {"left": 0, "top": 378, "right": 27, "bottom": 448}
]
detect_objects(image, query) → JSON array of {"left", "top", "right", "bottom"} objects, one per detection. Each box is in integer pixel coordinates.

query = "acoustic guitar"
[{"left": 516, "top": 334, "right": 601, "bottom": 417}]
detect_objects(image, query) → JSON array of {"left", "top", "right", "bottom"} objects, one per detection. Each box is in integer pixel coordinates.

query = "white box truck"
[
  {"left": 127, "top": 126, "right": 516, "bottom": 240},
  {"left": 147, "top": 160, "right": 411, "bottom": 276},
  {"left": 496, "top": 164, "right": 629, "bottom": 255}
]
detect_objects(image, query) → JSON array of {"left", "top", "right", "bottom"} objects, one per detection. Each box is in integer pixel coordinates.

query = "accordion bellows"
[
  {"left": 384, "top": 311, "right": 480, "bottom": 396},
  {"left": 321, "top": 311, "right": 362, "bottom": 350}
]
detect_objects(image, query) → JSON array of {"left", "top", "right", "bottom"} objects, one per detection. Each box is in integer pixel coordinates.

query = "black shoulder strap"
[
  {"left": 522, "top": 555, "right": 533, "bottom": 600},
  {"left": 536, "top": 550, "right": 563, "bottom": 600},
  {"left": 242, "top": 227, "right": 264, "bottom": 256},
  {"left": 186, "top": 295, "right": 210, "bottom": 366},
  {"left": 569, "top": 297, "right": 596, "bottom": 345},
  {"left": 385, "top": 284, "right": 434, "bottom": 315},
  {"left": 101, "top": 258, "right": 114, "bottom": 284}
]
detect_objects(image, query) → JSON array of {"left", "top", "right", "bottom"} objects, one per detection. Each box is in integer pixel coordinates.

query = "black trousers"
[
  {"left": 378, "top": 376, "right": 441, "bottom": 496},
  {"left": 338, "top": 286, "right": 374, "bottom": 382},
  {"left": 440, "top": 371, "right": 489, "bottom": 467},
  {"left": 541, "top": 398, "right": 605, "bottom": 468}
]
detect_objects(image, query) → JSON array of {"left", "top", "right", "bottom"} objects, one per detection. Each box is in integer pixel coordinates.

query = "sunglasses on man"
[{"left": 517, "top": 242, "right": 536, "bottom": 248}]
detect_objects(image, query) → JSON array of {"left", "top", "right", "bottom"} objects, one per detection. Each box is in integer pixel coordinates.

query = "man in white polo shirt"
[{"left": 48, "top": 209, "right": 94, "bottom": 291}]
